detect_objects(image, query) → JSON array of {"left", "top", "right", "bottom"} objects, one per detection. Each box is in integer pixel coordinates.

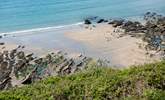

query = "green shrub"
[{"left": 0, "top": 61, "right": 165, "bottom": 100}]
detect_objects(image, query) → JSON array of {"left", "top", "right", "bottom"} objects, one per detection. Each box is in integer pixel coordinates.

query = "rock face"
[{"left": 0, "top": 46, "right": 91, "bottom": 90}]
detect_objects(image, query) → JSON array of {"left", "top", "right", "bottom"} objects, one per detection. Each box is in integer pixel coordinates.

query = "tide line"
[{"left": 0, "top": 22, "right": 83, "bottom": 35}]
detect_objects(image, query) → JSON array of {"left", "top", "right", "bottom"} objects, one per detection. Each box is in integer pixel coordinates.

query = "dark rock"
[
  {"left": 10, "top": 49, "right": 17, "bottom": 59},
  {"left": 104, "top": 20, "right": 108, "bottom": 22},
  {"left": 76, "top": 62, "right": 83, "bottom": 67},
  {"left": 22, "top": 46, "right": 25, "bottom": 49},
  {"left": 0, "top": 45, "right": 90, "bottom": 90},
  {"left": 123, "top": 21, "right": 134, "bottom": 27},
  {"left": 109, "top": 20, "right": 124, "bottom": 27},
  {"left": 84, "top": 19, "right": 92, "bottom": 24},
  {"left": 17, "top": 51, "right": 25, "bottom": 59},
  {"left": 22, "top": 67, "right": 37, "bottom": 84},
  {"left": 0, "top": 77, "right": 11, "bottom": 90},
  {"left": 57, "top": 61, "right": 69, "bottom": 73},
  {"left": 26, "top": 53, "right": 34, "bottom": 61},
  {"left": 97, "top": 19, "right": 105, "bottom": 23},
  {"left": 34, "top": 58, "right": 43, "bottom": 64},
  {"left": 0, "top": 70, "right": 11, "bottom": 84},
  {"left": 0, "top": 42, "right": 5, "bottom": 45},
  {"left": 122, "top": 20, "right": 146, "bottom": 33},
  {"left": 2, "top": 47, "right": 5, "bottom": 49},
  {"left": 142, "top": 13, "right": 165, "bottom": 51},
  {"left": 15, "top": 60, "right": 26, "bottom": 70},
  {"left": 17, "top": 45, "right": 21, "bottom": 48},
  {"left": 0, "top": 61, "right": 9, "bottom": 71},
  {"left": 3, "top": 51, "right": 9, "bottom": 59},
  {"left": 26, "top": 53, "right": 34, "bottom": 58},
  {"left": 3, "top": 34, "right": 7, "bottom": 37},
  {"left": 108, "top": 21, "right": 114, "bottom": 24}
]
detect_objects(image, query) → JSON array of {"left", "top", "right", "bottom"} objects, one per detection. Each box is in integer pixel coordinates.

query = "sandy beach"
[
  {"left": 0, "top": 23, "right": 162, "bottom": 68},
  {"left": 66, "top": 23, "right": 161, "bottom": 67}
]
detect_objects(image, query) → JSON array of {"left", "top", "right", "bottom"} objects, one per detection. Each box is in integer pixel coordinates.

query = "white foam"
[{"left": 0, "top": 22, "right": 83, "bottom": 35}]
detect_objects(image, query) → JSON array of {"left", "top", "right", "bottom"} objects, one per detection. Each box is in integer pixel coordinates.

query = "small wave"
[{"left": 0, "top": 22, "right": 83, "bottom": 35}]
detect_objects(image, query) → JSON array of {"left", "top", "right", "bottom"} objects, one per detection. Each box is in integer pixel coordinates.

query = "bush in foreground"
[{"left": 0, "top": 61, "right": 165, "bottom": 100}]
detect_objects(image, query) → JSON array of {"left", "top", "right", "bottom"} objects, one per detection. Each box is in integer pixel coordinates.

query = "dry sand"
[{"left": 66, "top": 23, "right": 161, "bottom": 67}]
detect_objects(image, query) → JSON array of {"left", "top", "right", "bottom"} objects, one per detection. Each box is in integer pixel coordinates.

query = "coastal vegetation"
[{"left": 0, "top": 60, "right": 165, "bottom": 99}]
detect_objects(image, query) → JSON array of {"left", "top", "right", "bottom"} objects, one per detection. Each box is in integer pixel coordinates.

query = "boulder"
[
  {"left": 84, "top": 19, "right": 92, "bottom": 24},
  {"left": 97, "top": 19, "right": 105, "bottom": 23},
  {"left": 104, "top": 20, "right": 108, "bottom": 22},
  {"left": 0, "top": 42, "right": 5, "bottom": 45}
]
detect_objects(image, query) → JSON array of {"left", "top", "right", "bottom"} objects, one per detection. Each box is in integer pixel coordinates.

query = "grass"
[{"left": 0, "top": 61, "right": 165, "bottom": 100}]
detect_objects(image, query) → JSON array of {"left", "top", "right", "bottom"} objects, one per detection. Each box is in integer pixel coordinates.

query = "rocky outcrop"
[
  {"left": 84, "top": 17, "right": 108, "bottom": 25},
  {"left": 122, "top": 21, "right": 146, "bottom": 33},
  {"left": 107, "top": 12, "right": 165, "bottom": 53},
  {"left": 0, "top": 46, "right": 91, "bottom": 90},
  {"left": 142, "top": 12, "right": 165, "bottom": 51}
]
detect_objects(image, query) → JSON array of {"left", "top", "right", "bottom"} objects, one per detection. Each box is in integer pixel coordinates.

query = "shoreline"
[
  {"left": 0, "top": 15, "right": 145, "bottom": 35},
  {"left": 0, "top": 22, "right": 84, "bottom": 35},
  {"left": 0, "top": 14, "right": 164, "bottom": 67}
]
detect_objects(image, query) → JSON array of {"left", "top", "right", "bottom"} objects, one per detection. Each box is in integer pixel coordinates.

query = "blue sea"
[{"left": 0, "top": 0, "right": 165, "bottom": 33}]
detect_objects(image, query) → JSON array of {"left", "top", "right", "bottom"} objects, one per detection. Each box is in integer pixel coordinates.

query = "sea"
[{"left": 0, "top": 0, "right": 165, "bottom": 33}]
